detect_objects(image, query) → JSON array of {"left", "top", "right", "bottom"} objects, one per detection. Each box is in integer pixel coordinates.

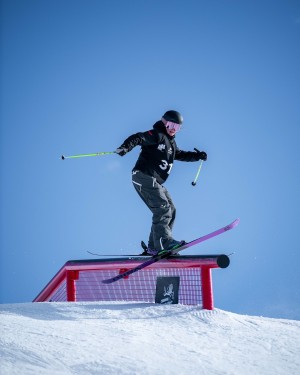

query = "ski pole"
[
  {"left": 61, "top": 151, "right": 115, "bottom": 160},
  {"left": 191, "top": 148, "right": 203, "bottom": 186}
]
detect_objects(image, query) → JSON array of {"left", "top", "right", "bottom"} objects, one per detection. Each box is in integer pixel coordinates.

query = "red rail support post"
[
  {"left": 201, "top": 267, "right": 214, "bottom": 310},
  {"left": 66, "top": 270, "right": 79, "bottom": 302}
]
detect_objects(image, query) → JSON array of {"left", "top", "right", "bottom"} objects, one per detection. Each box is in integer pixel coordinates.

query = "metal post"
[
  {"left": 201, "top": 267, "right": 214, "bottom": 310},
  {"left": 66, "top": 270, "right": 79, "bottom": 302}
]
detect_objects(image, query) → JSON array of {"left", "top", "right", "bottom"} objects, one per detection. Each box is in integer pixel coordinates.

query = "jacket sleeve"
[
  {"left": 119, "top": 130, "right": 158, "bottom": 151},
  {"left": 175, "top": 148, "right": 200, "bottom": 162}
]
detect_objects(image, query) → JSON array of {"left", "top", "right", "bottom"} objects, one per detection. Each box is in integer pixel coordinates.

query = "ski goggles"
[{"left": 161, "top": 118, "right": 182, "bottom": 132}]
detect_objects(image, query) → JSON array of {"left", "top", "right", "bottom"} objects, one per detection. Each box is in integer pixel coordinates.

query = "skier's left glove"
[
  {"left": 115, "top": 147, "right": 128, "bottom": 157},
  {"left": 195, "top": 149, "right": 207, "bottom": 161}
]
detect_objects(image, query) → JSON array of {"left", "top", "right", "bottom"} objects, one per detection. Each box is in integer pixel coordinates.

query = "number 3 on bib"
[{"left": 159, "top": 160, "right": 173, "bottom": 174}]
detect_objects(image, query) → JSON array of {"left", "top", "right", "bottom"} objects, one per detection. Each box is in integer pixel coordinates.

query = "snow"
[{"left": 0, "top": 302, "right": 299, "bottom": 375}]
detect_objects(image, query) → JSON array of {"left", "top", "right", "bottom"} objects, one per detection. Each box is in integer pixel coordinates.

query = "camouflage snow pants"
[{"left": 132, "top": 170, "right": 176, "bottom": 250}]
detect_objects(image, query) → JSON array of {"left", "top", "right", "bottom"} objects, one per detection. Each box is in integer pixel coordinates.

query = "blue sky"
[{"left": 1, "top": 0, "right": 299, "bottom": 319}]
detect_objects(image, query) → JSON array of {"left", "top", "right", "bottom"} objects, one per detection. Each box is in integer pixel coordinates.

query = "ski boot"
[{"left": 157, "top": 239, "right": 186, "bottom": 255}]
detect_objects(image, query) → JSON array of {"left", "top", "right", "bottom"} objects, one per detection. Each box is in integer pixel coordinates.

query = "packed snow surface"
[{"left": 0, "top": 302, "right": 299, "bottom": 375}]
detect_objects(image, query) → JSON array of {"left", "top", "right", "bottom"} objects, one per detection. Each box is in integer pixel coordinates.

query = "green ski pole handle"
[
  {"left": 61, "top": 151, "right": 115, "bottom": 160},
  {"left": 191, "top": 148, "right": 203, "bottom": 186}
]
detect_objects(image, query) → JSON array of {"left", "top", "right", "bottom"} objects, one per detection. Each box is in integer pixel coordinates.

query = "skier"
[{"left": 116, "top": 110, "right": 207, "bottom": 255}]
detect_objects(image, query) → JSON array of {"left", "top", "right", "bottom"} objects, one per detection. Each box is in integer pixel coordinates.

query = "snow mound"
[{"left": 1, "top": 302, "right": 299, "bottom": 375}]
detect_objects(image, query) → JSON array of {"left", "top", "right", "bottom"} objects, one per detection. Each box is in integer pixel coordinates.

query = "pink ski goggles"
[{"left": 161, "top": 118, "right": 182, "bottom": 132}]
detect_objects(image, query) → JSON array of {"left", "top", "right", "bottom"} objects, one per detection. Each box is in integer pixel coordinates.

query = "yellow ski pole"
[{"left": 61, "top": 151, "right": 115, "bottom": 160}]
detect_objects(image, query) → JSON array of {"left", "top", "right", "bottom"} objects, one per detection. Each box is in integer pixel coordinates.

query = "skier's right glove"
[
  {"left": 115, "top": 147, "right": 128, "bottom": 156},
  {"left": 195, "top": 149, "right": 207, "bottom": 161}
]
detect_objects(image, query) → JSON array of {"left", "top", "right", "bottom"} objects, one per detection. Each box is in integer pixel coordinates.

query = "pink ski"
[{"left": 102, "top": 218, "right": 240, "bottom": 284}]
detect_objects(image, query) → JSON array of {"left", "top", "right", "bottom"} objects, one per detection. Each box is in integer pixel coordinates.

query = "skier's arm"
[
  {"left": 175, "top": 148, "right": 207, "bottom": 162},
  {"left": 116, "top": 131, "right": 158, "bottom": 156}
]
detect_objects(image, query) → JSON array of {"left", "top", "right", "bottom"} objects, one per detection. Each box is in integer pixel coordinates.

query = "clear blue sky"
[{"left": 1, "top": 0, "right": 299, "bottom": 319}]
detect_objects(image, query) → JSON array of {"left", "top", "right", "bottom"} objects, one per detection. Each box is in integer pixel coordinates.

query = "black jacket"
[{"left": 120, "top": 121, "right": 200, "bottom": 184}]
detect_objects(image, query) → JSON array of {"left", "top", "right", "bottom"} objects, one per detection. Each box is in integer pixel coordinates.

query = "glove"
[
  {"left": 115, "top": 147, "right": 128, "bottom": 157},
  {"left": 194, "top": 148, "right": 207, "bottom": 161}
]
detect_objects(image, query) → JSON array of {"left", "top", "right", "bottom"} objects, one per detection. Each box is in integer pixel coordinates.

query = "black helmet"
[{"left": 162, "top": 110, "right": 183, "bottom": 125}]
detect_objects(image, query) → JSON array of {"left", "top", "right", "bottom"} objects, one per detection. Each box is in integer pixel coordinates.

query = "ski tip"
[
  {"left": 231, "top": 218, "right": 240, "bottom": 228},
  {"left": 232, "top": 218, "right": 240, "bottom": 228},
  {"left": 224, "top": 218, "right": 240, "bottom": 231}
]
